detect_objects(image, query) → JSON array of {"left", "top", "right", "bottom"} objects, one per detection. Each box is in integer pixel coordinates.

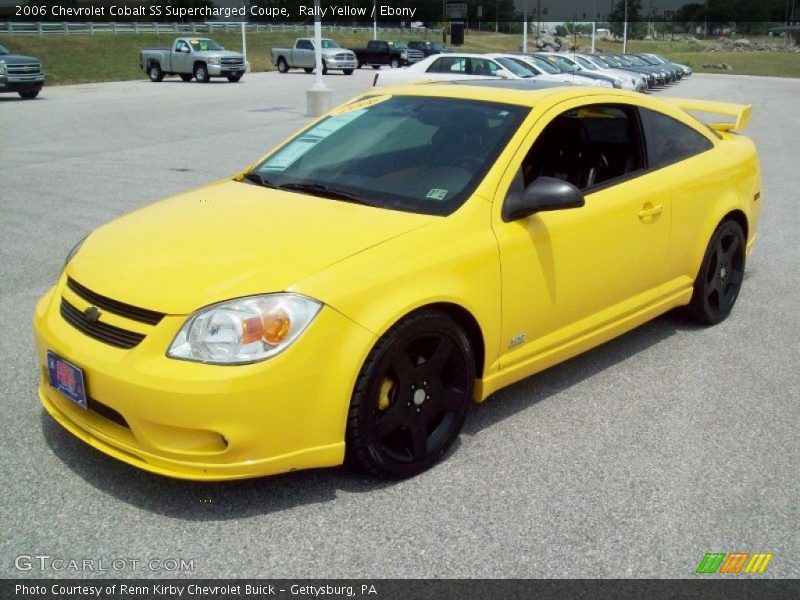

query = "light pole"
[
  {"left": 622, "top": 0, "right": 628, "bottom": 53},
  {"left": 495, "top": 0, "right": 498, "bottom": 33},
  {"left": 591, "top": 0, "right": 596, "bottom": 52},
  {"left": 523, "top": 0, "right": 528, "bottom": 51},
  {"left": 373, "top": 0, "right": 377, "bottom": 40}
]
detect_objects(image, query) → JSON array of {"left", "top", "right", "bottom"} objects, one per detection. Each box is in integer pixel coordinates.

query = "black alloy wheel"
[
  {"left": 687, "top": 219, "right": 746, "bottom": 324},
  {"left": 346, "top": 310, "right": 474, "bottom": 479}
]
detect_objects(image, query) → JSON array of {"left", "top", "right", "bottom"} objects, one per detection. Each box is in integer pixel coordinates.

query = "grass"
[{"left": 1, "top": 30, "right": 798, "bottom": 85}]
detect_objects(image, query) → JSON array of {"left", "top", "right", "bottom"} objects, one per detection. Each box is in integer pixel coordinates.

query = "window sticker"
[
  {"left": 426, "top": 188, "right": 448, "bottom": 201},
  {"left": 262, "top": 110, "right": 369, "bottom": 172},
  {"left": 331, "top": 95, "right": 391, "bottom": 115}
]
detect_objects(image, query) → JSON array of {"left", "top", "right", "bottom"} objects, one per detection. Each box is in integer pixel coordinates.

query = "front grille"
[
  {"left": 67, "top": 277, "right": 165, "bottom": 325},
  {"left": 407, "top": 50, "right": 424, "bottom": 62},
  {"left": 87, "top": 397, "right": 130, "bottom": 429},
  {"left": 220, "top": 58, "right": 244, "bottom": 68},
  {"left": 60, "top": 299, "right": 145, "bottom": 349},
  {"left": 7, "top": 63, "right": 41, "bottom": 76},
  {"left": 334, "top": 53, "right": 355, "bottom": 61}
]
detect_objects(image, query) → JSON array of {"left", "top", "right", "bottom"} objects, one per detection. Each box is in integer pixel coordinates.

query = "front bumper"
[
  {"left": 0, "top": 74, "right": 44, "bottom": 92},
  {"left": 33, "top": 277, "right": 376, "bottom": 480},
  {"left": 325, "top": 59, "right": 357, "bottom": 70},
  {"left": 207, "top": 64, "right": 244, "bottom": 77}
]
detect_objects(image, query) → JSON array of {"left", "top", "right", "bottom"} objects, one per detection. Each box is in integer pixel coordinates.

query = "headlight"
[
  {"left": 167, "top": 294, "right": 321, "bottom": 364},
  {"left": 64, "top": 235, "right": 88, "bottom": 270},
  {"left": 0, "top": 62, "right": 5, "bottom": 75},
  {"left": 207, "top": 57, "right": 220, "bottom": 65},
  {"left": 401, "top": 51, "right": 408, "bottom": 59}
]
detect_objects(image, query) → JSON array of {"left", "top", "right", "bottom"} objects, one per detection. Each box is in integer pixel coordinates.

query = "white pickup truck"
[
  {"left": 270, "top": 38, "right": 356, "bottom": 75},
  {"left": 139, "top": 37, "right": 245, "bottom": 83}
]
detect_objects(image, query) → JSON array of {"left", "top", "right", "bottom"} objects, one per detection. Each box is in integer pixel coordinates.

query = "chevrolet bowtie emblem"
[{"left": 83, "top": 306, "right": 101, "bottom": 322}]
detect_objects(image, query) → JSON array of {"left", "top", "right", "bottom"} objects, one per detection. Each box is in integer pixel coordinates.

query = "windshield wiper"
[
  {"left": 240, "top": 172, "right": 276, "bottom": 188},
  {"left": 279, "top": 182, "right": 373, "bottom": 206}
]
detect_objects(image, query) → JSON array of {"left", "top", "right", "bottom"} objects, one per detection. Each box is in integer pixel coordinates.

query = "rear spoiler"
[{"left": 661, "top": 97, "right": 752, "bottom": 132}]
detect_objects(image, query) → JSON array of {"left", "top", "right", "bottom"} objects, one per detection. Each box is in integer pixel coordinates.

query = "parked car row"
[{"left": 373, "top": 49, "right": 692, "bottom": 92}]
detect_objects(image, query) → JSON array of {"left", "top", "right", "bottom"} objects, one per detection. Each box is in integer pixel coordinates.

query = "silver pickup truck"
[
  {"left": 271, "top": 38, "right": 356, "bottom": 75},
  {"left": 139, "top": 37, "right": 245, "bottom": 83}
]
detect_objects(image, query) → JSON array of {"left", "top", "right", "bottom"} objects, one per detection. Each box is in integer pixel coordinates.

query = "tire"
[
  {"left": 179, "top": 74, "right": 193, "bottom": 82},
  {"left": 148, "top": 63, "right": 164, "bottom": 82},
  {"left": 371, "top": 64, "right": 381, "bottom": 70},
  {"left": 19, "top": 90, "right": 39, "bottom": 99},
  {"left": 686, "top": 220, "right": 746, "bottom": 325},
  {"left": 194, "top": 63, "right": 209, "bottom": 83},
  {"left": 357, "top": 61, "right": 363, "bottom": 69},
  {"left": 277, "top": 57, "right": 289, "bottom": 73},
  {"left": 303, "top": 67, "right": 314, "bottom": 74},
  {"left": 321, "top": 60, "right": 328, "bottom": 75},
  {"left": 346, "top": 309, "right": 475, "bottom": 479},
  {"left": 343, "top": 69, "right": 354, "bottom": 76},
  {"left": 227, "top": 72, "right": 242, "bottom": 82},
  {"left": 390, "top": 57, "right": 400, "bottom": 69}
]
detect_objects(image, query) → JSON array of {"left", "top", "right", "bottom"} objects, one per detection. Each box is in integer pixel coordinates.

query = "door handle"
[{"left": 638, "top": 204, "right": 664, "bottom": 219}]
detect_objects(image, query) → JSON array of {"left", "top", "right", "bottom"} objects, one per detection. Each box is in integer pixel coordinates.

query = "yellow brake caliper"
[{"left": 377, "top": 377, "right": 394, "bottom": 412}]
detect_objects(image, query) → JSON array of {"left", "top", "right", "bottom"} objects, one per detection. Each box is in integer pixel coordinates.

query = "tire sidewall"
[{"left": 691, "top": 220, "right": 746, "bottom": 324}]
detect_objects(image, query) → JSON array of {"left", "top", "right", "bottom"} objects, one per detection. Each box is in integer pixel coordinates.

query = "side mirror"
[{"left": 502, "top": 176, "right": 585, "bottom": 222}]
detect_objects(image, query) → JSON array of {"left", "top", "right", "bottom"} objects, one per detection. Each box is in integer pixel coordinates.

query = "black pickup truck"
[
  {"left": 407, "top": 40, "right": 450, "bottom": 57},
  {"left": 351, "top": 40, "right": 424, "bottom": 70}
]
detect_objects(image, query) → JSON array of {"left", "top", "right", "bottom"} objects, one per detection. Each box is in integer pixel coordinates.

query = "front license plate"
[{"left": 47, "top": 351, "right": 88, "bottom": 409}]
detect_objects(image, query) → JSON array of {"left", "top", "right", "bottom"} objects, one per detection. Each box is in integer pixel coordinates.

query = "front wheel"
[
  {"left": 19, "top": 90, "right": 39, "bottom": 99},
  {"left": 321, "top": 60, "right": 328, "bottom": 75},
  {"left": 371, "top": 64, "right": 381, "bottom": 70},
  {"left": 686, "top": 220, "right": 746, "bottom": 325},
  {"left": 346, "top": 310, "right": 475, "bottom": 479},
  {"left": 303, "top": 67, "right": 313, "bottom": 74},
  {"left": 148, "top": 64, "right": 164, "bottom": 82},
  {"left": 179, "top": 74, "right": 193, "bottom": 82},
  {"left": 390, "top": 58, "right": 400, "bottom": 69},
  {"left": 343, "top": 69, "right": 354, "bottom": 75},
  {"left": 194, "top": 63, "right": 209, "bottom": 83},
  {"left": 227, "top": 72, "right": 242, "bottom": 82}
]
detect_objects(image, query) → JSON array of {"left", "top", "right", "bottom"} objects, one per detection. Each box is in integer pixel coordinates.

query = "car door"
[
  {"left": 173, "top": 40, "right": 192, "bottom": 72},
  {"left": 492, "top": 99, "right": 672, "bottom": 370},
  {"left": 295, "top": 39, "right": 314, "bottom": 68}
]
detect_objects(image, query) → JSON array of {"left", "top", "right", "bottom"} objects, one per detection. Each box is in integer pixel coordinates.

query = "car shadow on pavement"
[{"left": 40, "top": 308, "right": 703, "bottom": 521}]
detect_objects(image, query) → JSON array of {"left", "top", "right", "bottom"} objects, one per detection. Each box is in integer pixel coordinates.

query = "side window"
[
  {"left": 518, "top": 104, "right": 645, "bottom": 191},
  {"left": 297, "top": 40, "right": 313, "bottom": 50},
  {"left": 640, "top": 108, "right": 714, "bottom": 169},
  {"left": 426, "top": 58, "right": 443, "bottom": 73},
  {"left": 367, "top": 41, "right": 378, "bottom": 50},
  {"left": 429, "top": 57, "right": 466, "bottom": 74},
  {"left": 175, "top": 41, "right": 189, "bottom": 53},
  {"left": 469, "top": 58, "right": 499, "bottom": 76}
]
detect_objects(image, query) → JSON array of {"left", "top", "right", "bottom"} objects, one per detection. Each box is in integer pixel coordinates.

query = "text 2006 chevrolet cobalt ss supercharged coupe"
[{"left": 34, "top": 86, "right": 762, "bottom": 480}]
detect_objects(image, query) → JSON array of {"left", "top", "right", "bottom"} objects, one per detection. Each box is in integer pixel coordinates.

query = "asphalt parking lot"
[{"left": 1, "top": 70, "right": 798, "bottom": 579}]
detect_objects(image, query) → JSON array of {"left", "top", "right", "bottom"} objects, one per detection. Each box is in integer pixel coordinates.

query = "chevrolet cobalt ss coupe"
[{"left": 34, "top": 86, "right": 762, "bottom": 480}]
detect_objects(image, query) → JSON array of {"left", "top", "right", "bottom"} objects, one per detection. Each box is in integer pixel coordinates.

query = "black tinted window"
[
  {"left": 640, "top": 108, "right": 714, "bottom": 169},
  {"left": 520, "top": 104, "right": 644, "bottom": 191}
]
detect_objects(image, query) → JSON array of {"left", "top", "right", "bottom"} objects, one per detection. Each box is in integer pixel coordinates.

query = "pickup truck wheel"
[
  {"left": 303, "top": 67, "right": 313, "bottom": 74},
  {"left": 194, "top": 63, "right": 209, "bottom": 83},
  {"left": 179, "top": 74, "right": 193, "bottom": 82},
  {"left": 277, "top": 57, "right": 289, "bottom": 73},
  {"left": 357, "top": 61, "right": 363, "bottom": 69},
  {"left": 343, "top": 69, "right": 354, "bottom": 76},
  {"left": 19, "top": 90, "right": 39, "bottom": 99},
  {"left": 390, "top": 58, "right": 400, "bottom": 69},
  {"left": 148, "top": 64, "right": 164, "bottom": 82},
  {"left": 321, "top": 60, "right": 328, "bottom": 75},
  {"left": 227, "top": 72, "right": 242, "bottom": 82},
  {"left": 371, "top": 64, "right": 381, "bottom": 70}
]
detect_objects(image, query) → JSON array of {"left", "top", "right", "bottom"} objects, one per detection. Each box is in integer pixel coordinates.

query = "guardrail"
[{"left": 1, "top": 21, "right": 437, "bottom": 36}]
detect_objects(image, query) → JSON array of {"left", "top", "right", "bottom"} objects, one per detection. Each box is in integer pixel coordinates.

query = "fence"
[{"left": 1, "top": 21, "right": 436, "bottom": 37}]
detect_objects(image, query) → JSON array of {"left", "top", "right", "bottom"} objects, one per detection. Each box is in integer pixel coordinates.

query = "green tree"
[{"left": 608, "top": 0, "right": 646, "bottom": 39}]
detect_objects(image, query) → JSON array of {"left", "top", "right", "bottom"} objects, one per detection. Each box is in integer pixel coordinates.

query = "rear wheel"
[
  {"left": 19, "top": 90, "right": 39, "bottom": 99},
  {"left": 194, "top": 63, "right": 209, "bottom": 83},
  {"left": 343, "top": 69, "right": 354, "bottom": 75},
  {"left": 148, "top": 64, "right": 164, "bottom": 82},
  {"left": 346, "top": 310, "right": 475, "bottom": 479},
  {"left": 686, "top": 220, "right": 746, "bottom": 325},
  {"left": 371, "top": 64, "right": 381, "bottom": 70},
  {"left": 179, "top": 74, "right": 193, "bottom": 82},
  {"left": 390, "top": 57, "right": 400, "bottom": 69},
  {"left": 277, "top": 57, "right": 289, "bottom": 73},
  {"left": 303, "top": 67, "right": 314, "bottom": 74},
  {"left": 227, "top": 72, "right": 242, "bottom": 82}
]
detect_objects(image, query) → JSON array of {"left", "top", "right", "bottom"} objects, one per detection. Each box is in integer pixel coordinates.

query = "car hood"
[
  {"left": 200, "top": 50, "right": 243, "bottom": 59},
  {"left": 69, "top": 180, "right": 432, "bottom": 314},
  {"left": 0, "top": 54, "right": 40, "bottom": 65}
]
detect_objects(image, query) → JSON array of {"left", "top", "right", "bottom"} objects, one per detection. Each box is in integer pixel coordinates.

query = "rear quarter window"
[{"left": 640, "top": 107, "right": 714, "bottom": 170}]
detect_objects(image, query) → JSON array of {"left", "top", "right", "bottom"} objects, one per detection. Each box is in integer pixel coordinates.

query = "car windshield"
[
  {"left": 432, "top": 43, "right": 445, "bottom": 50},
  {"left": 636, "top": 55, "right": 657, "bottom": 64},
  {"left": 0, "top": 45, "right": 8, "bottom": 55},
  {"left": 392, "top": 42, "right": 408, "bottom": 49},
  {"left": 320, "top": 40, "right": 340, "bottom": 48},
  {"left": 575, "top": 56, "right": 597, "bottom": 70},
  {"left": 496, "top": 57, "right": 534, "bottom": 77},
  {"left": 526, "top": 56, "right": 559, "bottom": 74},
  {"left": 190, "top": 39, "right": 223, "bottom": 52},
  {"left": 247, "top": 96, "right": 528, "bottom": 216}
]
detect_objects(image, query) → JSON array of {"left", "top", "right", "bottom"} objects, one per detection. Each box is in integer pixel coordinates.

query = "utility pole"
[
  {"left": 622, "top": 0, "right": 628, "bottom": 53},
  {"left": 495, "top": 0, "right": 499, "bottom": 33}
]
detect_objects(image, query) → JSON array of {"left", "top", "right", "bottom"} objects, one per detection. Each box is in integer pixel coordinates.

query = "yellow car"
[{"left": 33, "top": 85, "right": 762, "bottom": 480}]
